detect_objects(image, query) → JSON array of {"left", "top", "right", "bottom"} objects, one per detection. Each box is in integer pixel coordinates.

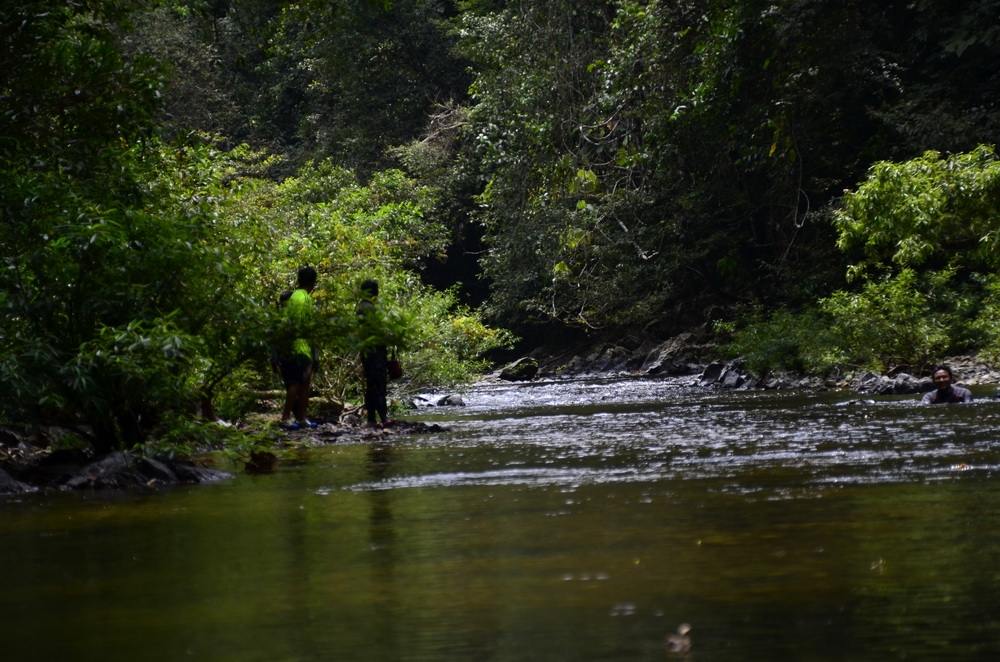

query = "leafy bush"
[
  {"left": 720, "top": 307, "right": 834, "bottom": 376},
  {"left": 969, "top": 274, "right": 1000, "bottom": 366},
  {"left": 398, "top": 288, "right": 516, "bottom": 387},
  {"left": 819, "top": 270, "right": 952, "bottom": 372},
  {"left": 835, "top": 145, "right": 1000, "bottom": 279},
  {"left": 826, "top": 146, "right": 1000, "bottom": 369}
]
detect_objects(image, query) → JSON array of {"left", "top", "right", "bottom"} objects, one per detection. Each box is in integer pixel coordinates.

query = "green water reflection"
[{"left": 3, "top": 383, "right": 1000, "bottom": 660}]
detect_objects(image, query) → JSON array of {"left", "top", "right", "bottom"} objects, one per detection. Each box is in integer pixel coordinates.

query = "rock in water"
[
  {"left": 65, "top": 451, "right": 232, "bottom": 489},
  {"left": 499, "top": 357, "right": 539, "bottom": 381},
  {"left": 245, "top": 451, "right": 278, "bottom": 474},
  {"left": 0, "top": 466, "right": 37, "bottom": 494},
  {"left": 665, "top": 623, "right": 692, "bottom": 654},
  {"left": 436, "top": 394, "right": 465, "bottom": 406}
]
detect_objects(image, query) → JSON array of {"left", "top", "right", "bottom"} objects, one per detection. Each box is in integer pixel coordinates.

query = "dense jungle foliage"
[{"left": 2, "top": 0, "right": 999, "bottom": 452}]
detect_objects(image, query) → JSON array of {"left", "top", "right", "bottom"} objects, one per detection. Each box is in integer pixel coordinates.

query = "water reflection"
[{"left": 365, "top": 442, "right": 400, "bottom": 659}]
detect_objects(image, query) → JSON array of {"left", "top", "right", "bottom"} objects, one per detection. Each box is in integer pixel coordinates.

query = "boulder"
[
  {"left": 436, "top": 394, "right": 465, "bottom": 407},
  {"left": 0, "top": 427, "right": 26, "bottom": 447},
  {"left": 64, "top": 451, "right": 231, "bottom": 490},
  {"left": 698, "top": 361, "right": 727, "bottom": 386},
  {"left": 581, "top": 344, "right": 630, "bottom": 374},
  {"left": 0, "top": 466, "right": 37, "bottom": 495},
  {"left": 245, "top": 451, "right": 278, "bottom": 474},
  {"left": 554, "top": 344, "right": 630, "bottom": 375},
  {"left": 854, "top": 372, "right": 932, "bottom": 395},
  {"left": 890, "top": 372, "right": 932, "bottom": 394},
  {"left": 719, "top": 364, "right": 745, "bottom": 388},
  {"left": 499, "top": 357, "right": 539, "bottom": 381},
  {"left": 641, "top": 333, "right": 694, "bottom": 376},
  {"left": 557, "top": 354, "right": 588, "bottom": 374},
  {"left": 312, "top": 396, "right": 345, "bottom": 420},
  {"left": 624, "top": 340, "right": 659, "bottom": 371},
  {"left": 170, "top": 460, "right": 232, "bottom": 483},
  {"left": 64, "top": 452, "right": 169, "bottom": 489},
  {"left": 410, "top": 395, "right": 434, "bottom": 408},
  {"left": 698, "top": 359, "right": 758, "bottom": 390},
  {"left": 763, "top": 376, "right": 794, "bottom": 390}
]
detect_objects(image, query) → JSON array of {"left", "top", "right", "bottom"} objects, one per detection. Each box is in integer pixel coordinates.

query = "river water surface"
[{"left": 3, "top": 377, "right": 1000, "bottom": 660}]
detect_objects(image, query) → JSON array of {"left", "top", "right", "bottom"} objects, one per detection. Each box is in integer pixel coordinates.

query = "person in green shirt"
[{"left": 279, "top": 266, "right": 318, "bottom": 430}]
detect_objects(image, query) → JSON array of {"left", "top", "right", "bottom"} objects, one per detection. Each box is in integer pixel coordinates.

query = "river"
[{"left": 3, "top": 376, "right": 1000, "bottom": 660}]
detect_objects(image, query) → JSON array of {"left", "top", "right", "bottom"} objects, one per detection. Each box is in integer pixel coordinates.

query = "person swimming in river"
[{"left": 921, "top": 365, "right": 973, "bottom": 404}]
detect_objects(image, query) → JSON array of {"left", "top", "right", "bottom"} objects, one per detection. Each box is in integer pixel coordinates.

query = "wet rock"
[
  {"left": 341, "top": 412, "right": 364, "bottom": 426},
  {"left": 356, "top": 420, "right": 448, "bottom": 439},
  {"left": 720, "top": 363, "right": 746, "bottom": 388},
  {"left": 854, "top": 371, "right": 932, "bottom": 395},
  {"left": 893, "top": 372, "right": 933, "bottom": 394},
  {"left": 245, "top": 451, "right": 278, "bottom": 474},
  {"left": 0, "top": 466, "right": 37, "bottom": 495},
  {"left": 312, "top": 397, "right": 345, "bottom": 420},
  {"left": 64, "top": 451, "right": 231, "bottom": 490},
  {"left": 500, "top": 357, "right": 539, "bottom": 381},
  {"left": 410, "top": 395, "right": 434, "bottom": 408},
  {"left": 698, "top": 361, "right": 727, "bottom": 386},
  {"left": 436, "top": 394, "right": 465, "bottom": 407},
  {"left": 665, "top": 623, "right": 692, "bottom": 655},
  {"left": 19, "top": 448, "right": 94, "bottom": 486},
  {"left": 641, "top": 333, "right": 697, "bottom": 376},
  {"left": 404, "top": 421, "right": 446, "bottom": 434},
  {"left": 578, "top": 344, "right": 630, "bottom": 374},
  {"left": 624, "top": 340, "right": 659, "bottom": 371},
  {"left": 64, "top": 452, "right": 169, "bottom": 489},
  {"left": 558, "top": 354, "right": 588, "bottom": 375},
  {"left": 170, "top": 460, "right": 231, "bottom": 483},
  {"left": 797, "top": 376, "right": 829, "bottom": 390},
  {"left": 763, "top": 376, "right": 794, "bottom": 390},
  {"left": 697, "top": 359, "right": 762, "bottom": 390},
  {"left": 0, "top": 427, "right": 26, "bottom": 447}
]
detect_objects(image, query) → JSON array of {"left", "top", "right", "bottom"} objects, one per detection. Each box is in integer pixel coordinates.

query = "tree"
[
  {"left": 0, "top": 3, "right": 275, "bottom": 451},
  {"left": 257, "top": 0, "right": 470, "bottom": 171}
]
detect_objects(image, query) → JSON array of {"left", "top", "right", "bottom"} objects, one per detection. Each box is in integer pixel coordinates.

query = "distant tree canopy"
[
  {"left": 454, "top": 0, "right": 1000, "bottom": 330},
  {"left": 114, "top": 0, "right": 1000, "bottom": 334},
  {"left": 125, "top": 0, "right": 470, "bottom": 172}
]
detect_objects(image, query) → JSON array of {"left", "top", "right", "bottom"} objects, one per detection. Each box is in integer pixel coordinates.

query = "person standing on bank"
[
  {"left": 279, "top": 266, "right": 319, "bottom": 430},
  {"left": 921, "top": 365, "right": 973, "bottom": 404},
  {"left": 356, "top": 279, "right": 391, "bottom": 428}
]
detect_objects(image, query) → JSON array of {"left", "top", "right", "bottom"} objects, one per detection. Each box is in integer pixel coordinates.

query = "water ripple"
[{"left": 404, "top": 377, "right": 1000, "bottom": 491}]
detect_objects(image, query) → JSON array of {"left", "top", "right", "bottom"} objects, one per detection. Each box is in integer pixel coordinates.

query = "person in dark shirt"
[
  {"left": 356, "top": 279, "right": 390, "bottom": 428},
  {"left": 921, "top": 365, "right": 973, "bottom": 404}
]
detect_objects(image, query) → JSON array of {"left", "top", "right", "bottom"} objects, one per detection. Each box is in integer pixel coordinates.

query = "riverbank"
[
  {"left": 0, "top": 414, "right": 446, "bottom": 496},
  {"left": 489, "top": 332, "right": 1000, "bottom": 394},
  {"left": 6, "top": 331, "right": 998, "bottom": 496}
]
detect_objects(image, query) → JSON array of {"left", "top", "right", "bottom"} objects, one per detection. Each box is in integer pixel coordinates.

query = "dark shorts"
[{"left": 279, "top": 353, "right": 313, "bottom": 386}]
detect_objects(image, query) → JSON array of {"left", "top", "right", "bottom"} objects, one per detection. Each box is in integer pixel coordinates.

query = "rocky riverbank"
[
  {"left": 0, "top": 417, "right": 446, "bottom": 496},
  {"left": 0, "top": 446, "right": 233, "bottom": 495},
  {"left": 484, "top": 332, "right": 1000, "bottom": 395}
]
